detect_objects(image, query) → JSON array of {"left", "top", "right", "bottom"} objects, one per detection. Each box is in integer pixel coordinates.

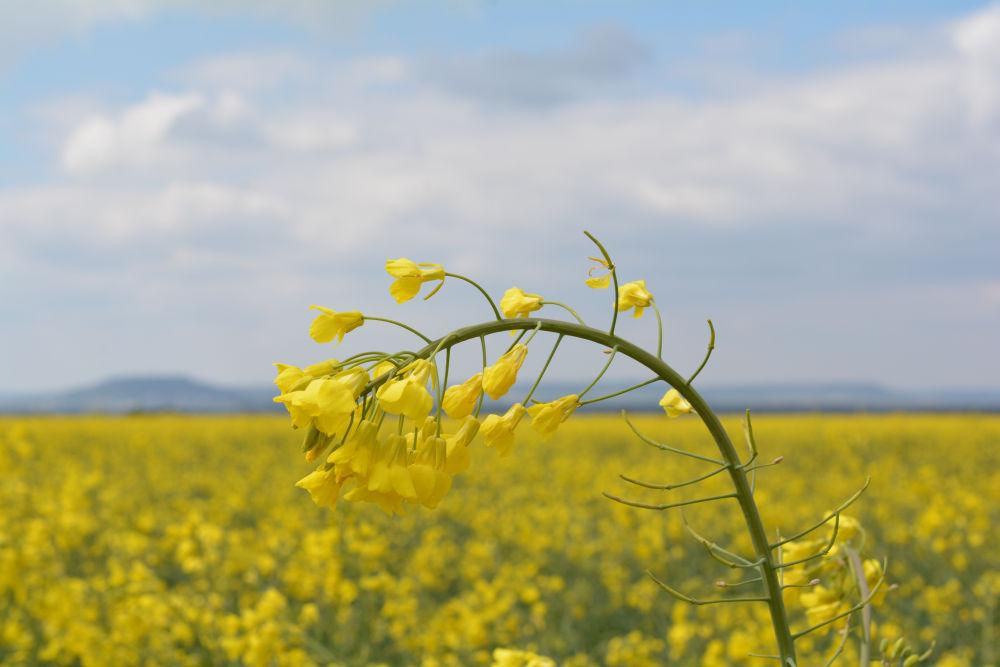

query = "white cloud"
[
  {"left": 4, "top": 6, "right": 1000, "bottom": 390},
  {"left": 61, "top": 92, "right": 204, "bottom": 172}
]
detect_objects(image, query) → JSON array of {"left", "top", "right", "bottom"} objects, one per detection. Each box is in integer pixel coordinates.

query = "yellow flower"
[
  {"left": 407, "top": 435, "right": 452, "bottom": 509},
  {"left": 295, "top": 467, "right": 342, "bottom": 508},
  {"left": 500, "top": 287, "right": 543, "bottom": 318},
  {"left": 442, "top": 373, "right": 483, "bottom": 419},
  {"left": 376, "top": 359, "right": 434, "bottom": 420},
  {"left": 481, "top": 403, "right": 526, "bottom": 456},
  {"left": 527, "top": 394, "right": 579, "bottom": 439},
  {"left": 492, "top": 648, "right": 556, "bottom": 667},
  {"left": 274, "top": 368, "right": 366, "bottom": 435},
  {"left": 444, "top": 415, "right": 480, "bottom": 474},
  {"left": 385, "top": 258, "right": 445, "bottom": 303},
  {"left": 585, "top": 256, "right": 612, "bottom": 289},
  {"left": 659, "top": 388, "right": 693, "bottom": 418},
  {"left": 482, "top": 344, "right": 528, "bottom": 400},
  {"left": 327, "top": 419, "right": 379, "bottom": 481},
  {"left": 617, "top": 279, "right": 653, "bottom": 318},
  {"left": 367, "top": 434, "right": 417, "bottom": 501},
  {"left": 272, "top": 359, "right": 339, "bottom": 394},
  {"left": 307, "top": 306, "right": 364, "bottom": 344}
]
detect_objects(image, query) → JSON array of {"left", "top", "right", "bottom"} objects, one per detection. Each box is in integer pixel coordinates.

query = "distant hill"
[{"left": 0, "top": 375, "right": 998, "bottom": 414}]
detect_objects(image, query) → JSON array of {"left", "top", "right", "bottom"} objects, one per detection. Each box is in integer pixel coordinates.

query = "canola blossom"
[
  {"left": 0, "top": 414, "right": 994, "bottom": 666},
  {"left": 265, "top": 231, "right": 957, "bottom": 665}
]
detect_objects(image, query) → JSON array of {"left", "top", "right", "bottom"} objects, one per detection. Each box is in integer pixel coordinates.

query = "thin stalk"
[
  {"left": 540, "top": 300, "right": 586, "bottom": 325},
  {"left": 474, "top": 335, "right": 487, "bottom": 418},
  {"left": 444, "top": 272, "right": 502, "bottom": 320},
  {"left": 523, "top": 335, "right": 564, "bottom": 404},
  {"left": 845, "top": 546, "right": 872, "bottom": 664},
  {"left": 652, "top": 301, "right": 664, "bottom": 358},
  {"left": 687, "top": 319, "right": 716, "bottom": 384},
  {"left": 577, "top": 346, "right": 618, "bottom": 400},
  {"left": 578, "top": 377, "right": 660, "bottom": 406},
  {"left": 363, "top": 316, "right": 432, "bottom": 344}
]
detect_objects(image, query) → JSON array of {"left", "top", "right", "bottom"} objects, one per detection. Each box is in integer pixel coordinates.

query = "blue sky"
[{"left": 2, "top": 1, "right": 999, "bottom": 392}]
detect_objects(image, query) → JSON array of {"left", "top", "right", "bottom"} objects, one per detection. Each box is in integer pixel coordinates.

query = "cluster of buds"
[{"left": 273, "top": 240, "right": 691, "bottom": 515}]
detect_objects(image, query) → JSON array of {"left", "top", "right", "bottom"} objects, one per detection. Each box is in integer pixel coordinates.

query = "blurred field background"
[{"left": 2, "top": 413, "right": 996, "bottom": 666}]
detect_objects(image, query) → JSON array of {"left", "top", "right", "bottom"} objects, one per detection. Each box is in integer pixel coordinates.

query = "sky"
[{"left": 1, "top": 1, "right": 999, "bottom": 393}]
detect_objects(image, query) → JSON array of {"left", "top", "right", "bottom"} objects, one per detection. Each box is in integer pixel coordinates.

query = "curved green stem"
[
  {"left": 362, "top": 317, "right": 797, "bottom": 665},
  {"left": 444, "top": 272, "right": 502, "bottom": 320},
  {"left": 584, "top": 231, "right": 620, "bottom": 336},
  {"left": 363, "top": 316, "right": 433, "bottom": 344},
  {"left": 540, "top": 300, "right": 586, "bottom": 325}
]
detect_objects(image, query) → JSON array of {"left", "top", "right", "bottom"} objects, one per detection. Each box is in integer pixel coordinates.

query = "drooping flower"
[
  {"left": 407, "top": 435, "right": 452, "bottom": 509},
  {"left": 327, "top": 419, "right": 379, "bottom": 480},
  {"left": 481, "top": 403, "right": 527, "bottom": 456},
  {"left": 443, "top": 415, "right": 479, "bottom": 474},
  {"left": 500, "top": 287, "right": 543, "bottom": 319},
  {"left": 274, "top": 367, "right": 367, "bottom": 435},
  {"left": 482, "top": 344, "right": 528, "bottom": 400},
  {"left": 367, "top": 434, "right": 417, "bottom": 501},
  {"left": 308, "top": 306, "right": 364, "bottom": 344},
  {"left": 659, "top": 388, "right": 693, "bottom": 418},
  {"left": 585, "top": 256, "right": 612, "bottom": 289},
  {"left": 527, "top": 394, "right": 579, "bottom": 439},
  {"left": 385, "top": 258, "right": 445, "bottom": 303},
  {"left": 442, "top": 373, "right": 483, "bottom": 419},
  {"left": 376, "top": 359, "right": 435, "bottom": 420},
  {"left": 272, "top": 359, "right": 340, "bottom": 394},
  {"left": 617, "top": 279, "right": 654, "bottom": 318},
  {"left": 295, "top": 467, "right": 342, "bottom": 508}
]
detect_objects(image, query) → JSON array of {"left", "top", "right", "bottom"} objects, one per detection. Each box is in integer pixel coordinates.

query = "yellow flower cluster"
[{"left": 0, "top": 414, "right": 994, "bottom": 664}]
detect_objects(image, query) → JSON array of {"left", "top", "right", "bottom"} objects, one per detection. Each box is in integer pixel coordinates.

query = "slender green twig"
[
  {"left": 603, "top": 491, "right": 737, "bottom": 511},
  {"left": 523, "top": 335, "right": 564, "bottom": 404},
  {"left": 652, "top": 301, "right": 664, "bottom": 358},
  {"left": 771, "top": 478, "right": 871, "bottom": 548},
  {"left": 577, "top": 346, "right": 618, "bottom": 400},
  {"left": 474, "top": 336, "right": 487, "bottom": 418},
  {"left": 647, "top": 570, "right": 769, "bottom": 606},
  {"left": 687, "top": 319, "right": 716, "bottom": 384},
  {"left": 444, "top": 272, "right": 502, "bottom": 320},
  {"left": 578, "top": 377, "right": 660, "bottom": 406},
  {"left": 363, "top": 316, "right": 433, "bottom": 344},
  {"left": 622, "top": 411, "right": 725, "bottom": 465},
  {"left": 540, "top": 300, "right": 586, "bottom": 325},
  {"left": 620, "top": 463, "right": 729, "bottom": 491}
]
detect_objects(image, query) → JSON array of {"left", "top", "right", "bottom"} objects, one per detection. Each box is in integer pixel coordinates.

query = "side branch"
[{"left": 647, "top": 570, "right": 769, "bottom": 606}]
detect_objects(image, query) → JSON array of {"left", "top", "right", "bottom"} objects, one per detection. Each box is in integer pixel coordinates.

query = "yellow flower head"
[
  {"left": 482, "top": 344, "right": 528, "bottom": 400},
  {"left": 527, "top": 394, "right": 579, "bottom": 439},
  {"left": 500, "top": 287, "right": 543, "bottom": 319},
  {"left": 442, "top": 372, "right": 483, "bottom": 419},
  {"left": 274, "top": 368, "right": 366, "bottom": 435},
  {"left": 385, "top": 258, "right": 445, "bottom": 303},
  {"left": 481, "top": 403, "right": 527, "bottom": 456},
  {"left": 492, "top": 648, "right": 556, "bottom": 667},
  {"left": 443, "top": 415, "right": 479, "bottom": 475},
  {"left": 308, "top": 306, "right": 364, "bottom": 344},
  {"left": 659, "top": 388, "right": 693, "bottom": 418},
  {"left": 585, "top": 256, "right": 612, "bottom": 289},
  {"left": 295, "top": 467, "right": 342, "bottom": 509},
  {"left": 376, "top": 359, "right": 435, "bottom": 421},
  {"left": 617, "top": 279, "right": 654, "bottom": 318}
]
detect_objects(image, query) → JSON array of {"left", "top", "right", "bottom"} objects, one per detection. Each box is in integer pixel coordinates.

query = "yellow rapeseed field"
[{"left": 0, "top": 413, "right": 996, "bottom": 666}]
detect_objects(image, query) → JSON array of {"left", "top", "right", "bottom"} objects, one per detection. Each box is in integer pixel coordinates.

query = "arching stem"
[{"left": 362, "top": 317, "right": 798, "bottom": 665}]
